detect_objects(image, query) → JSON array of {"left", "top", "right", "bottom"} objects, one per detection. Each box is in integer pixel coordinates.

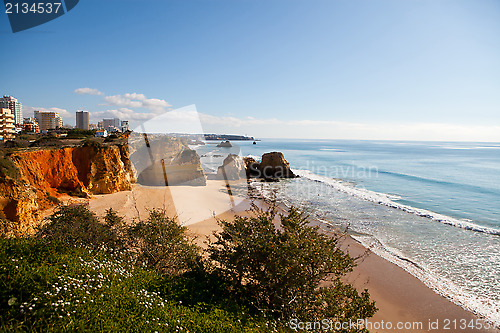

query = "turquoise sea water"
[{"left": 195, "top": 139, "right": 500, "bottom": 326}]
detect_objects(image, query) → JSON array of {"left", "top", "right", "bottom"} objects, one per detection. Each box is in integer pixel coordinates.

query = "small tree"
[
  {"left": 127, "top": 209, "right": 201, "bottom": 275},
  {"left": 208, "top": 205, "right": 377, "bottom": 328}
]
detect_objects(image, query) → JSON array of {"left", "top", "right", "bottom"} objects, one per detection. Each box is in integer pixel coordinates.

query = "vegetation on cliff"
[{"left": 1, "top": 205, "right": 376, "bottom": 332}]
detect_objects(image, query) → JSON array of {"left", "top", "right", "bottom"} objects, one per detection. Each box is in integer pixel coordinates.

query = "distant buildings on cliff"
[
  {"left": 34, "top": 110, "right": 63, "bottom": 132},
  {"left": 74, "top": 111, "right": 129, "bottom": 134},
  {"left": 0, "top": 108, "right": 15, "bottom": 141},
  {"left": 0, "top": 95, "right": 22, "bottom": 125},
  {"left": 0, "top": 95, "right": 22, "bottom": 140}
]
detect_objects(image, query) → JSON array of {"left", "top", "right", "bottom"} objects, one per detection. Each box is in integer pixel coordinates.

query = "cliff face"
[
  {"left": 0, "top": 177, "right": 39, "bottom": 235},
  {"left": 11, "top": 144, "right": 134, "bottom": 196},
  {"left": 0, "top": 144, "right": 135, "bottom": 236}
]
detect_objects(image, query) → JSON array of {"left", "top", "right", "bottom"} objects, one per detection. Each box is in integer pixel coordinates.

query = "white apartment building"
[
  {"left": 0, "top": 108, "right": 15, "bottom": 140},
  {"left": 0, "top": 95, "right": 23, "bottom": 125}
]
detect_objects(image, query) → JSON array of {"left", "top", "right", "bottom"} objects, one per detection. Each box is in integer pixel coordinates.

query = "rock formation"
[
  {"left": 0, "top": 143, "right": 135, "bottom": 236},
  {"left": 243, "top": 152, "right": 296, "bottom": 179},
  {"left": 243, "top": 157, "right": 261, "bottom": 178},
  {"left": 259, "top": 152, "right": 296, "bottom": 179},
  {"left": 216, "top": 154, "right": 246, "bottom": 180},
  {"left": 136, "top": 148, "right": 206, "bottom": 186},
  {"left": 0, "top": 177, "right": 39, "bottom": 236},
  {"left": 216, "top": 140, "right": 232, "bottom": 147}
]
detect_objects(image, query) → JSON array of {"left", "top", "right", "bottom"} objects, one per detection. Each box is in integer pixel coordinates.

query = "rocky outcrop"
[
  {"left": 0, "top": 177, "right": 39, "bottom": 236},
  {"left": 136, "top": 148, "right": 206, "bottom": 186},
  {"left": 216, "top": 154, "right": 246, "bottom": 180},
  {"left": 259, "top": 152, "right": 296, "bottom": 179},
  {"left": 243, "top": 157, "right": 261, "bottom": 178},
  {"left": 0, "top": 143, "right": 135, "bottom": 236},
  {"left": 217, "top": 141, "right": 232, "bottom": 147},
  {"left": 243, "top": 152, "right": 296, "bottom": 179}
]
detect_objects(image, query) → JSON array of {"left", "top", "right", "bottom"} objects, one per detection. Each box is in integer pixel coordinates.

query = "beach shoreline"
[{"left": 87, "top": 180, "right": 499, "bottom": 333}]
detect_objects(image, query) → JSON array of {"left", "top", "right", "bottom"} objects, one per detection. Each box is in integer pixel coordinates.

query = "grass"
[{"left": 0, "top": 238, "right": 284, "bottom": 332}]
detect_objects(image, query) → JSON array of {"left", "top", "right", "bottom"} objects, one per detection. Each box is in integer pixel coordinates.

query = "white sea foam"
[
  {"left": 292, "top": 169, "right": 500, "bottom": 236},
  {"left": 352, "top": 234, "right": 500, "bottom": 327}
]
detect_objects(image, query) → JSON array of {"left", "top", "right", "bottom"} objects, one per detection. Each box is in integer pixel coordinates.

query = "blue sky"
[{"left": 1, "top": 0, "right": 500, "bottom": 141}]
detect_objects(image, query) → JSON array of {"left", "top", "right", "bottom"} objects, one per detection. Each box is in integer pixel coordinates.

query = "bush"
[
  {"left": 37, "top": 205, "right": 123, "bottom": 251},
  {"left": 2, "top": 139, "right": 29, "bottom": 149},
  {"left": 0, "top": 152, "right": 20, "bottom": 179},
  {"left": 127, "top": 209, "right": 201, "bottom": 275},
  {"left": 82, "top": 137, "right": 103, "bottom": 148},
  {"left": 208, "top": 205, "right": 377, "bottom": 327},
  {"left": 64, "top": 128, "right": 96, "bottom": 138},
  {"left": 29, "top": 136, "right": 64, "bottom": 148}
]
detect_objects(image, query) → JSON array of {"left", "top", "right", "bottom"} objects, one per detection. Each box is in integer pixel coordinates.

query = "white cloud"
[
  {"left": 104, "top": 95, "right": 143, "bottom": 108},
  {"left": 90, "top": 108, "right": 155, "bottom": 122},
  {"left": 23, "top": 106, "right": 71, "bottom": 118},
  {"left": 103, "top": 93, "right": 171, "bottom": 113},
  {"left": 74, "top": 87, "right": 103, "bottom": 96}
]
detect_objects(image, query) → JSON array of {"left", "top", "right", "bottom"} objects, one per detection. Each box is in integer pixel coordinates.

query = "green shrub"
[
  {"left": 64, "top": 128, "right": 97, "bottom": 138},
  {"left": 208, "top": 205, "right": 377, "bottom": 327},
  {"left": 0, "top": 152, "right": 20, "bottom": 179},
  {"left": 127, "top": 209, "right": 201, "bottom": 275},
  {"left": 29, "top": 136, "right": 64, "bottom": 148},
  {"left": 37, "top": 205, "right": 123, "bottom": 251},
  {"left": 82, "top": 137, "right": 103, "bottom": 148}
]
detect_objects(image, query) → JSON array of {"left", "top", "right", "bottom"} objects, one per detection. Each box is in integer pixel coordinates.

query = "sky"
[{"left": 1, "top": 0, "right": 500, "bottom": 141}]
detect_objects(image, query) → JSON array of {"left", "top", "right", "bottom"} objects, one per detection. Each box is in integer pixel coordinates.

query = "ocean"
[{"left": 194, "top": 139, "right": 500, "bottom": 327}]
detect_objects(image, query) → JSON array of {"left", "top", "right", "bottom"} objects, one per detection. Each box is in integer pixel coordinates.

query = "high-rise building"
[
  {"left": 0, "top": 95, "right": 23, "bottom": 125},
  {"left": 34, "top": 110, "right": 63, "bottom": 132},
  {"left": 76, "top": 110, "right": 89, "bottom": 130},
  {"left": 0, "top": 108, "right": 15, "bottom": 140},
  {"left": 103, "top": 118, "right": 121, "bottom": 132}
]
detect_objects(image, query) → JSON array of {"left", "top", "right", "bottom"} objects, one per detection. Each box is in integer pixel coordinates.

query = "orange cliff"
[{"left": 0, "top": 144, "right": 135, "bottom": 235}]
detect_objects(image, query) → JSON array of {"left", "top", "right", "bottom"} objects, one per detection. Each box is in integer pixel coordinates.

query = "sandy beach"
[{"left": 88, "top": 180, "right": 499, "bottom": 333}]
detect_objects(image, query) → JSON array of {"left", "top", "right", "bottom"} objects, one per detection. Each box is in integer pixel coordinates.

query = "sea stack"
[
  {"left": 216, "top": 154, "right": 246, "bottom": 180},
  {"left": 244, "top": 152, "right": 296, "bottom": 180},
  {"left": 217, "top": 140, "right": 232, "bottom": 147},
  {"left": 259, "top": 152, "right": 296, "bottom": 179}
]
